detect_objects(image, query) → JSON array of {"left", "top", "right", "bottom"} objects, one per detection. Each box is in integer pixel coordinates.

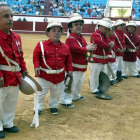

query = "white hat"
[
  {"left": 95, "top": 18, "right": 113, "bottom": 30},
  {"left": 46, "top": 19, "right": 63, "bottom": 32},
  {"left": 68, "top": 13, "right": 84, "bottom": 24},
  {"left": 126, "top": 20, "right": 137, "bottom": 27},
  {"left": 19, "top": 75, "right": 42, "bottom": 95},
  {"left": 115, "top": 19, "right": 126, "bottom": 27},
  {"left": 126, "top": 20, "right": 137, "bottom": 32}
]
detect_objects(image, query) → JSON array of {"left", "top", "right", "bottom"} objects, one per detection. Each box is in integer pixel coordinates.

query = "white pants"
[
  {"left": 136, "top": 57, "right": 140, "bottom": 72},
  {"left": 0, "top": 86, "right": 19, "bottom": 131},
  {"left": 61, "top": 71, "right": 85, "bottom": 104},
  {"left": 122, "top": 61, "right": 138, "bottom": 76},
  {"left": 107, "top": 62, "right": 116, "bottom": 81},
  {"left": 35, "top": 78, "right": 64, "bottom": 111},
  {"left": 112, "top": 56, "right": 123, "bottom": 79},
  {"left": 89, "top": 63, "right": 107, "bottom": 93}
]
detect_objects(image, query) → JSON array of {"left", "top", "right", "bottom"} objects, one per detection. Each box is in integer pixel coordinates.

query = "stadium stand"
[
  {"left": 132, "top": 0, "right": 140, "bottom": 19},
  {"left": 49, "top": 0, "right": 107, "bottom": 17},
  {"left": 0, "top": 0, "right": 45, "bottom": 15}
]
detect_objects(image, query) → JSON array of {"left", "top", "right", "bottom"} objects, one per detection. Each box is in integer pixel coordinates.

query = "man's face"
[
  {"left": 116, "top": 24, "right": 125, "bottom": 31},
  {"left": 99, "top": 25, "right": 109, "bottom": 35},
  {"left": 47, "top": 26, "right": 62, "bottom": 44},
  {"left": 0, "top": 6, "right": 13, "bottom": 33},
  {"left": 127, "top": 25, "right": 136, "bottom": 34},
  {"left": 70, "top": 21, "right": 83, "bottom": 36}
]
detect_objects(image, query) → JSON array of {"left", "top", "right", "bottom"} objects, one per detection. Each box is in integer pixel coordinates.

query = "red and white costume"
[
  {"left": 112, "top": 29, "right": 126, "bottom": 78},
  {"left": 0, "top": 30, "right": 27, "bottom": 131},
  {"left": 61, "top": 33, "right": 87, "bottom": 104},
  {"left": 122, "top": 31, "right": 140, "bottom": 76},
  {"left": 107, "top": 37, "right": 116, "bottom": 81},
  {"left": 33, "top": 39, "right": 72, "bottom": 110},
  {"left": 89, "top": 29, "right": 111, "bottom": 93}
]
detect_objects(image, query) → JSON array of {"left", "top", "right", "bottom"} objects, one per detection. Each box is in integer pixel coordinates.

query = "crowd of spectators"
[
  {"left": 49, "top": 0, "right": 106, "bottom": 17},
  {"left": 131, "top": 0, "right": 140, "bottom": 19},
  {"left": 0, "top": 0, "right": 46, "bottom": 15}
]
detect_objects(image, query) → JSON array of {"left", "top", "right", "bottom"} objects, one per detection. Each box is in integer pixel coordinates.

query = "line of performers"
[{"left": 0, "top": 4, "right": 140, "bottom": 139}]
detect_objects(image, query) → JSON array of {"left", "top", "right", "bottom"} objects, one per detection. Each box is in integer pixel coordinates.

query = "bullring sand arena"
[{"left": 6, "top": 34, "right": 140, "bottom": 140}]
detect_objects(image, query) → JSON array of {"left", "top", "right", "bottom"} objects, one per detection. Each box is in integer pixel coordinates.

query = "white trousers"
[
  {"left": 89, "top": 63, "right": 107, "bottom": 93},
  {"left": 122, "top": 61, "right": 138, "bottom": 76},
  {"left": 60, "top": 71, "right": 85, "bottom": 104},
  {"left": 136, "top": 57, "right": 140, "bottom": 72},
  {"left": 35, "top": 78, "right": 64, "bottom": 111},
  {"left": 112, "top": 56, "right": 123, "bottom": 79},
  {"left": 107, "top": 62, "right": 116, "bottom": 81},
  {"left": 0, "top": 86, "right": 19, "bottom": 131}
]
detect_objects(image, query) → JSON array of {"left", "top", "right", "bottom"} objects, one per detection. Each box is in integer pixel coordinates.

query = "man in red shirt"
[
  {"left": 112, "top": 19, "right": 126, "bottom": 82},
  {"left": 89, "top": 18, "right": 114, "bottom": 94},
  {"left": 106, "top": 24, "right": 116, "bottom": 85},
  {"left": 0, "top": 4, "right": 28, "bottom": 138},
  {"left": 60, "top": 13, "right": 97, "bottom": 108},
  {"left": 122, "top": 20, "right": 140, "bottom": 78},
  {"left": 33, "top": 20, "right": 72, "bottom": 115}
]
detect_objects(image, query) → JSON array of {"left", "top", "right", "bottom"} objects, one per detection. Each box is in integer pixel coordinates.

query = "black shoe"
[
  {"left": 50, "top": 108, "right": 57, "bottom": 115},
  {"left": 4, "top": 126, "right": 19, "bottom": 133},
  {"left": 122, "top": 76, "right": 128, "bottom": 79},
  {"left": 135, "top": 75, "right": 140, "bottom": 78},
  {"left": 110, "top": 80, "right": 114, "bottom": 85},
  {"left": 73, "top": 96, "right": 86, "bottom": 101},
  {"left": 61, "top": 104, "right": 74, "bottom": 108},
  {"left": 0, "top": 131, "right": 5, "bottom": 139},
  {"left": 34, "top": 110, "right": 41, "bottom": 116},
  {"left": 91, "top": 91, "right": 101, "bottom": 94}
]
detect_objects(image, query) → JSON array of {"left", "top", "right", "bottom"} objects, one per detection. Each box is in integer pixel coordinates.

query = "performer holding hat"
[
  {"left": 106, "top": 23, "right": 116, "bottom": 85},
  {"left": 60, "top": 13, "right": 97, "bottom": 108},
  {"left": 122, "top": 20, "right": 140, "bottom": 78},
  {"left": 0, "top": 4, "right": 28, "bottom": 139},
  {"left": 112, "top": 19, "right": 126, "bottom": 82},
  {"left": 89, "top": 18, "right": 114, "bottom": 94},
  {"left": 33, "top": 20, "right": 72, "bottom": 115}
]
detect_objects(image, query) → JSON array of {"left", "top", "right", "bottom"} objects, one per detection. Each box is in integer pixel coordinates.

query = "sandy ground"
[{"left": 4, "top": 34, "right": 140, "bottom": 140}]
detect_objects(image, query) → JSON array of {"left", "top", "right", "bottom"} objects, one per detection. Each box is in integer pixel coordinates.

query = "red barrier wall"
[{"left": 12, "top": 21, "right": 140, "bottom": 36}]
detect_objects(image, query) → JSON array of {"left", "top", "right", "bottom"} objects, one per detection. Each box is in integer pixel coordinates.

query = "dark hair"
[
  {"left": 68, "top": 20, "right": 84, "bottom": 33},
  {"left": 46, "top": 26, "right": 63, "bottom": 32}
]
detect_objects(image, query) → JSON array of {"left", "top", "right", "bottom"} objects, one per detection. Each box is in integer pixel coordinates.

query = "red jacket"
[
  {"left": 113, "top": 29, "right": 126, "bottom": 56},
  {"left": 0, "top": 30, "right": 27, "bottom": 87},
  {"left": 107, "top": 37, "right": 116, "bottom": 63},
  {"left": 137, "top": 36, "right": 140, "bottom": 59},
  {"left": 33, "top": 39, "right": 72, "bottom": 84},
  {"left": 123, "top": 31, "right": 140, "bottom": 62},
  {"left": 90, "top": 29, "right": 111, "bottom": 64},
  {"left": 66, "top": 33, "right": 87, "bottom": 72}
]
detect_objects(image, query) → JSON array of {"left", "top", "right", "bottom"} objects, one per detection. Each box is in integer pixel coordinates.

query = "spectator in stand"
[
  {"left": 138, "top": 9, "right": 140, "bottom": 14},
  {"left": 35, "top": 9, "right": 40, "bottom": 15},
  {"left": 92, "top": 4, "right": 96, "bottom": 10},
  {"left": 99, "top": 4, "right": 103, "bottom": 9},
  {"left": 87, "top": 2, "right": 90, "bottom": 7},
  {"left": 83, "top": 1, "right": 87, "bottom": 7},
  {"left": 80, "top": 6, "right": 85, "bottom": 12},
  {"left": 70, "top": 3, "right": 74, "bottom": 9},
  {"left": 87, "top": 7, "right": 91, "bottom": 17},
  {"left": 92, "top": 14, "right": 96, "bottom": 17},
  {"left": 135, "top": 0, "right": 139, "bottom": 5},
  {"left": 132, "top": 8, "right": 135, "bottom": 14},
  {"left": 13, "top": 3, "right": 17, "bottom": 9},
  {"left": 132, "top": 12, "right": 136, "bottom": 19}
]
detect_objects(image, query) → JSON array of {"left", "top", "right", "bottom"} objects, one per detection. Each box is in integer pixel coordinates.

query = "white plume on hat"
[{"left": 115, "top": 19, "right": 126, "bottom": 27}]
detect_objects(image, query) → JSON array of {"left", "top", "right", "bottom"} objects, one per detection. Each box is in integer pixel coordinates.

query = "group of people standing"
[{"left": 0, "top": 3, "right": 140, "bottom": 139}]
